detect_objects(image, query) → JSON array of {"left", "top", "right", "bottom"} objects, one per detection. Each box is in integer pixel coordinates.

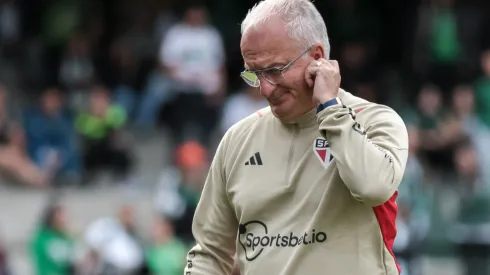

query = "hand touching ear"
[{"left": 305, "top": 59, "right": 341, "bottom": 103}]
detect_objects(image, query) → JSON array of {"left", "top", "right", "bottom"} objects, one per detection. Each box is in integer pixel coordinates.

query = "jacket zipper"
[{"left": 284, "top": 124, "right": 298, "bottom": 190}]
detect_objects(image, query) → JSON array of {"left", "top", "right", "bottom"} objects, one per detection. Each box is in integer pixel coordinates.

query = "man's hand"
[{"left": 305, "top": 59, "right": 341, "bottom": 103}]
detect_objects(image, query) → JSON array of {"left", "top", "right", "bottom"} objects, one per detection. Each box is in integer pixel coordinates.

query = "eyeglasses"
[{"left": 240, "top": 46, "right": 312, "bottom": 88}]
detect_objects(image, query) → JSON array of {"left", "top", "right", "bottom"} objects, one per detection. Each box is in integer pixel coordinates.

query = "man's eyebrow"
[
  {"left": 262, "top": 62, "right": 285, "bottom": 69},
  {"left": 245, "top": 62, "right": 285, "bottom": 72}
]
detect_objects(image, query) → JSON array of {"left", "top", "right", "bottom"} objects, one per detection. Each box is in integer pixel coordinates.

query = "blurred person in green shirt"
[
  {"left": 76, "top": 84, "right": 134, "bottom": 185},
  {"left": 412, "top": 84, "right": 456, "bottom": 174},
  {"left": 146, "top": 216, "right": 187, "bottom": 275},
  {"left": 413, "top": 0, "right": 479, "bottom": 93},
  {"left": 29, "top": 204, "right": 75, "bottom": 275}
]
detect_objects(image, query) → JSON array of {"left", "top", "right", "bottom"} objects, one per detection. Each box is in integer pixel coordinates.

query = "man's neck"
[{"left": 279, "top": 104, "right": 317, "bottom": 128}]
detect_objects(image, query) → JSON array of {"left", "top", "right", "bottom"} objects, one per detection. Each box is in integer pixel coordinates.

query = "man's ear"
[{"left": 311, "top": 44, "right": 325, "bottom": 60}]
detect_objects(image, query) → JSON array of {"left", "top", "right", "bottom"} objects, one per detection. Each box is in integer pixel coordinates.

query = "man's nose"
[{"left": 259, "top": 79, "right": 276, "bottom": 98}]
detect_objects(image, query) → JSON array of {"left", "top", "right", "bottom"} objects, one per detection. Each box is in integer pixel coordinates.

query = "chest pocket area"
[{"left": 227, "top": 147, "right": 292, "bottom": 221}]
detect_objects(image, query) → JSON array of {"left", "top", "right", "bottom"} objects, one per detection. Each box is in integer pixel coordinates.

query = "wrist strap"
[{"left": 317, "top": 97, "right": 341, "bottom": 113}]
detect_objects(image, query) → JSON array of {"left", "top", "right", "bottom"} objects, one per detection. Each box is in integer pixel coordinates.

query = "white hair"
[{"left": 241, "top": 0, "right": 330, "bottom": 58}]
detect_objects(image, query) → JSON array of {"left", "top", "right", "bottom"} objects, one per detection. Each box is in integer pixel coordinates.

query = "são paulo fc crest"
[{"left": 313, "top": 137, "right": 332, "bottom": 168}]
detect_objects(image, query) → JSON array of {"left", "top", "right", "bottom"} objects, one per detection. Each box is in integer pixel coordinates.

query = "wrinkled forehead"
[{"left": 240, "top": 21, "right": 300, "bottom": 70}]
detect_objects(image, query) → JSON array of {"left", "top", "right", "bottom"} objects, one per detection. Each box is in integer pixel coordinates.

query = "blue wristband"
[{"left": 317, "top": 97, "right": 340, "bottom": 113}]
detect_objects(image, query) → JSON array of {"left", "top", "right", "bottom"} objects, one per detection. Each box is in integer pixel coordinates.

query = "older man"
[{"left": 184, "top": 0, "right": 408, "bottom": 274}]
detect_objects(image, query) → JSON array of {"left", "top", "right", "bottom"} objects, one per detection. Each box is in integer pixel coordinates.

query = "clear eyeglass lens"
[{"left": 261, "top": 69, "right": 283, "bottom": 85}]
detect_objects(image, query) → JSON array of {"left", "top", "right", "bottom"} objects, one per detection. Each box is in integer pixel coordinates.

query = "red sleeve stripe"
[{"left": 372, "top": 191, "right": 401, "bottom": 274}]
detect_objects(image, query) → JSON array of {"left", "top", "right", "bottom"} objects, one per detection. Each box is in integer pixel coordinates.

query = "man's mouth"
[{"left": 268, "top": 91, "right": 288, "bottom": 103}]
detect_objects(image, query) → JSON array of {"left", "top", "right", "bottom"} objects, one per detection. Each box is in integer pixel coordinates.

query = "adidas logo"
[{"left": 245, "top": 152, "right": 263, "bottom": 166}]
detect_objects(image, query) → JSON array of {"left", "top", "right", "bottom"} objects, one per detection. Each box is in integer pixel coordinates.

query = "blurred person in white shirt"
[
  {"left": 159, "top": 5, "right": 225, "bottom": 96},
  {"left": 137, "top": 5, "right": 226, "bottom": 147},
  {"left": 81, "top": 205, "right": 148, "bottom": 275}
]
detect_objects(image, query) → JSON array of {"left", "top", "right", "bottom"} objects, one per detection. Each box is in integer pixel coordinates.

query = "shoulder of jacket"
[
  {"left": 226, "top": 106, "right": 272, "bottom": 136},
  {"left": 219, "top": 107, "right": 271, "bottom": 155},
  {"left": 339, "top": 89, "right": 404, "bottom": 124}
]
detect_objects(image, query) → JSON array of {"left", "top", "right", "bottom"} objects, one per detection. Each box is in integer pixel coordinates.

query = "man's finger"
[
  {"left": 305, "top": 63, "right": 320, "bottom": 87},
  {"left": 329, "top": 60, "right": 339, "bottom": 71}
]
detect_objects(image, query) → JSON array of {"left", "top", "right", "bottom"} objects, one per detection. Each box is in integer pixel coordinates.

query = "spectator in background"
[
  {"left": 118, "top": 204, "right": 142, "bottom": 241},
  {"left": 145, "top": 216, "right": 187, "bottom": 275},
  {"left": 82, "top": 207, "right": 147, "bottom": 275},
  {"left": 474, "top": 50, "right": 490, "bottom": 128},
  {"left": 59, "top": 32, "right": 96, "bottom": 110},
  {"left": 29, "top": 204, "right": 75, "bottom": 275},
  {"left": 76, "top": 85, "right": 134, "bottom": 186},
  {"left": 172, "top": 141, "right": 208, "bottom": 243},
  {"left": 0, "top": 85, "right": 50, "bottom": 186},
  {"left": 116, "top": 204, "right": 151, "bottom": 274},
  {"left": 24, "top": 87, "right": 80, "bottom": 183},
  {"left": 445, "top": 85, "right": 490, "bottom": 190},
  {"left": 412, "top": 0, "right": 480, "bottom": 94},
  {"left": 415, "top": 84, "right": 454, "bottom": 173},
  {"left": 138, "top": 4, "right": 226, "bottom": 147},
  {"left": 154, "top": 141, "right": 208, "bottom": 244},
  {"left": 451, "top": 139, "right": 490, "bottom": 275},
  {"left": 412, "top": 84, "right": 487, "bottom": 179},
  {"left": 440, "top": 85, "right": 476, "bottom": 145},
  {"left": 219, "top": 86, "right": 268, "bottom": 134}
]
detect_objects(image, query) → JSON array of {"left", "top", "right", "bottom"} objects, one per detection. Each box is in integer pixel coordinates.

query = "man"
[
  {"left": 184, "top": 0, "right": 409, "bottom": 274},
  {"left": 138, "top": 4, "right": 226, "bottom": 147}
]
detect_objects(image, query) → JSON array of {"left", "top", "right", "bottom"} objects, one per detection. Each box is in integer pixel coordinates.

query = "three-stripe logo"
[{"left": 245, "top": 152, "right": 263, "bottom": 166}]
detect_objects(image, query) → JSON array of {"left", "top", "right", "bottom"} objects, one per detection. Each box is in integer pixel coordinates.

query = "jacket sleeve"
[
  {"left": 184, "top": 131, "right": 238, "bottom": 275},
  {"left": 317, "top": 100, "right": 409, "bottom": 206}
]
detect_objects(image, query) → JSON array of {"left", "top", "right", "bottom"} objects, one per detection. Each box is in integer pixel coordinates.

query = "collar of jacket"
[{"left": 281, "top": 107, "right": 318, "bottom": 129}]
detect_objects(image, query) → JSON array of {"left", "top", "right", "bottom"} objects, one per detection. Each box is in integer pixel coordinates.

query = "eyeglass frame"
[{"left": 240, "top": 45, "right": 313, "bottom": 88}]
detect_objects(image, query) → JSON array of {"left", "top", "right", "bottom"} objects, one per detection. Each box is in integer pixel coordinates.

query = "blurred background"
[{"left": 0, "top": 0, "right": 489, "bottom": 274}]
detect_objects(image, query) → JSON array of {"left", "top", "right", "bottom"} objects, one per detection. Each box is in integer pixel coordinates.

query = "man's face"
[
  {"left": 455, "top": 145, "right": 477, "bottom": 176},
  {"left": 481, "top": 50, "right": 490, "bottom": 76},
  {"left": 89, "top": 88, "right": 110, "bottom": 116},
  {"left": 152, "top": 217, "right": 174, "bottom": 243},
  {"left": 52, "top": 207, "right": 67, "bottom": 231},
  {"left": 41, "top": 89, "right": 62, "bottom": 115},
  {"left": 118, "top": 205, "right": 135, "bottom": 228},
  {"left": 417, "top": 86, "right": 441, "bottom": 116},
  {"left": 185, "top": 7, "right": 207, "bottom": 26},
  {"left": 452, "top": 86, "right": 474, "bottom": 116},
  {"left": 240, "top": 19, "right": 316, "bottom": 121}
]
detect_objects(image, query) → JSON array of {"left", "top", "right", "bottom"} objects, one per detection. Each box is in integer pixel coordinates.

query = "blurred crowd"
[{"left": 0, "top": 0, "right": 489, "bottom": 274}]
